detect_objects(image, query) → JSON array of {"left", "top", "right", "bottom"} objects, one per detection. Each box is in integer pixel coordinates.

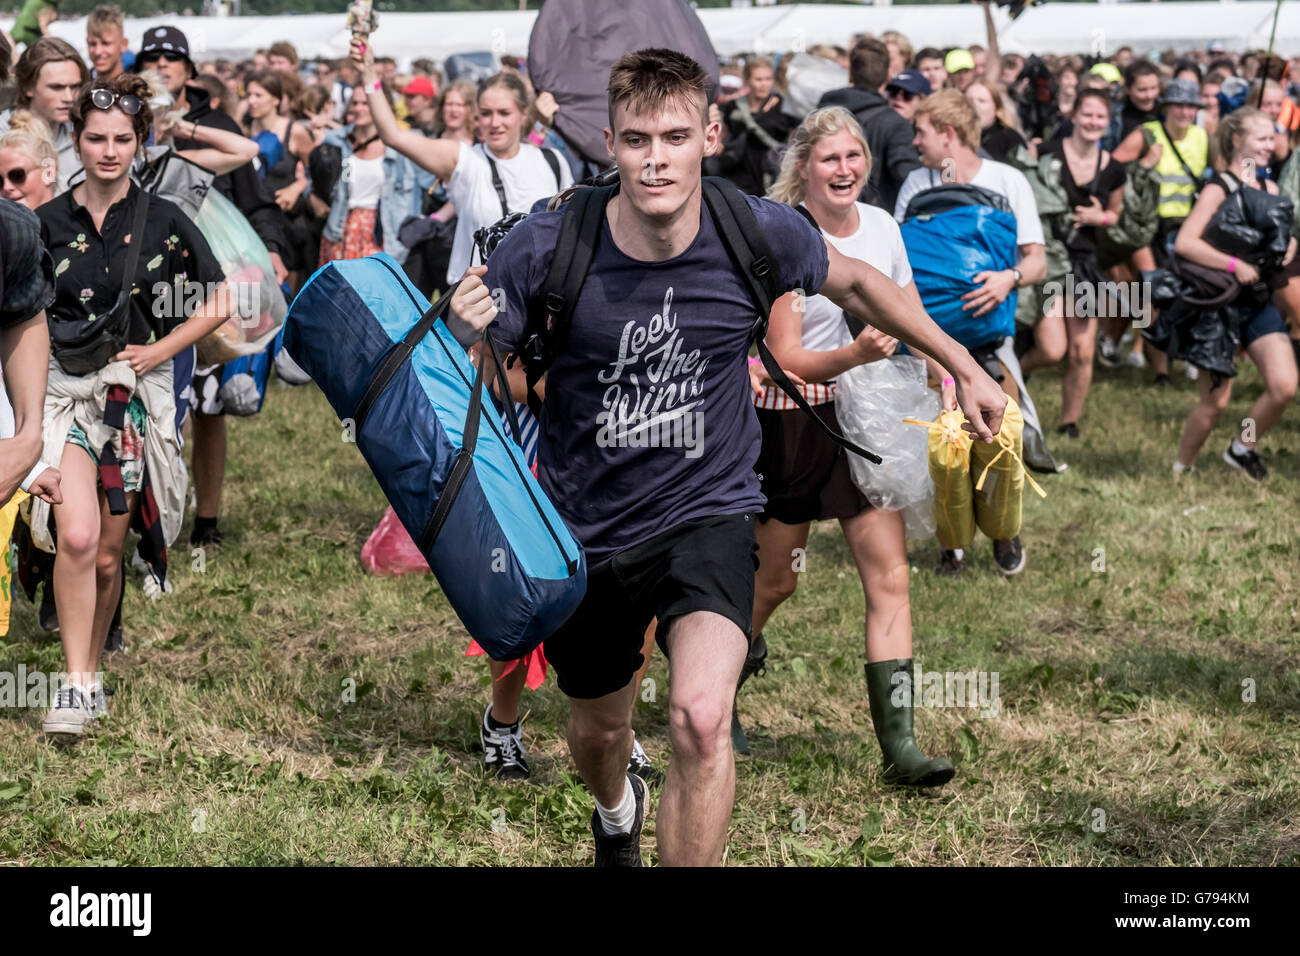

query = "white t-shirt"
[
  {"left": 893, "top": 159, "right": 1045, "bottom": 247},
  {"left": 445, "top": 141, "right": 573, "bottom": 284},
  {"left": 800, "top": 202, "right": 912, "bottom": 353},
  {"left": 347, "top": 155, "right": 384, "bottom": 209}
]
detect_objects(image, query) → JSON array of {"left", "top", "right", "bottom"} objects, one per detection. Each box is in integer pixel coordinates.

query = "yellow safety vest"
[{"left": 1143, "top": 121, "right": 1209, "bottom": 220}]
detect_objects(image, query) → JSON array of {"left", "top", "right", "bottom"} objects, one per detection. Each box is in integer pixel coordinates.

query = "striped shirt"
[{"left": 753, "top": 380, "right": 836, "bottom": 410}]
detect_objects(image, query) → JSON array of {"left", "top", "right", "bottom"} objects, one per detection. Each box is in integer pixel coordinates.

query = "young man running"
[{"left": 446, "top": 49, "right": 1007, "bottom": 867}]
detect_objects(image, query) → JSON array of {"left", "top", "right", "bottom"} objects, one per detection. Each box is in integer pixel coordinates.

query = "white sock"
[
  {"left": 1230, "top": 438, "right": 1251, "bottom": 457},
  {"left": 595, "top": 776, "right": 636, "bottom": 835}
]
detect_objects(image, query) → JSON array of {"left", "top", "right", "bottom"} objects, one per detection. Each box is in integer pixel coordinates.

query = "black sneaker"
[
  {"left": 993, "top": 537, "right": 1026, "bottom": 576},
  {"left": 1056, "top": 422, "right": 1079, "bottom": 439},
  {"left": 104, "top": 626, "right": 127, "bottom": 654},
  {"left": 731, "top": 632, "right": 769, "bottom": 755},
  {"left": 38, "top": 585, "right": 59, "bottom": 631},
  {"left": 1223, "top": 445, "right": 1268, "bottom": 481},
  {"left": 591, "top": 772, "right": 646, "bottom": 867},
  {"left": 189, "top": 523, "right": 224, "bottom": 549},
  {"left": 627, "top": 735, "right": 664, "bottom": 789},
  {"left": 1097, "top": 336, "right": 1123, "bottom": 368},
  {"left": 1153, "top": 373, "right": 1171, "bottom": 389},
  {"left": 480, "top": 705, "right": 530, "bottom": 781},
  {"left": 938, "top": 548, "right": 966, "bottom": 577}
]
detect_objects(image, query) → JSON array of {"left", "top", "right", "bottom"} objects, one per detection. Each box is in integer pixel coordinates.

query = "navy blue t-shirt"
[{"left": 486, "top": 194, "right": 828, "bottom": 566}]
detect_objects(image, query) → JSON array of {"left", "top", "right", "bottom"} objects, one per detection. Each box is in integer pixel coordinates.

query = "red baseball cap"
[{"left": 402, "top": 76, "right": 436, "bottom": 98}]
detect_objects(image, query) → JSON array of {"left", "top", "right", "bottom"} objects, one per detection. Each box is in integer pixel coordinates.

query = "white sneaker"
[
  {"left": 43, "top": 684, "right": 97, "bottom": 739},
  {"left": 1126, "top": 350, "right": 1147, "bottom": 369}
]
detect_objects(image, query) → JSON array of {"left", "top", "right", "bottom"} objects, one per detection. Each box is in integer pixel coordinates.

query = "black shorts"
[
  {"left": 544, "top": 514, "right": 758, "bottom": 700},
  {"left": 754, "top": 402, "right": 870, "bottom": 525}
]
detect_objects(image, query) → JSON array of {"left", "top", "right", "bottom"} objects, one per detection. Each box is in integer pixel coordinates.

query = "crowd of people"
[{"left": 0, "top": 6, "right": 1296, "bottom": 867}]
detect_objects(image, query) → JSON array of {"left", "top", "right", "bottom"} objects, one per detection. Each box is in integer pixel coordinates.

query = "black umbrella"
[{"left": 527, "top": 0, "right": 720, "bottom": 167}]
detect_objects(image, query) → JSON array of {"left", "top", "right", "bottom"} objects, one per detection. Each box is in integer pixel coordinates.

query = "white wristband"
[{"left": 19, "top": 461, "right": 47, "bottom": 493}]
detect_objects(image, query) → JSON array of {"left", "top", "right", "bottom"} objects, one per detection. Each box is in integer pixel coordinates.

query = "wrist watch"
[{"left": 1011, "top": 267, "right": 1023, "bottom": 287}]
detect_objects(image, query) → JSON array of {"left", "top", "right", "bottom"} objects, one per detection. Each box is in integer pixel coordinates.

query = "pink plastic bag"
[{"left": 360, "top": 507, "right": 431, "bottom": 575}]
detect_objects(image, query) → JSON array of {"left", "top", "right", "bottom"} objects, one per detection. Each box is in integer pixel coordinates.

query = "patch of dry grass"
[{"left": 1, "top": 358, "right": 1297, "bottom": 866}]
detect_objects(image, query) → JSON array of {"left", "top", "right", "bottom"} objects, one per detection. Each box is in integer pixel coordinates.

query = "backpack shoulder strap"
[
  {"left": 542, "top": 148, "right": 563, "bottom": 190},
  {"left": 700, "top": 176, "right": 781, "bottom": 319},
  {"left": 515, "top": 183, "right": 614, "bottom": 415},
  {"left": 702, "top": 178, "right": 881, "bottom": 464},
  {"left": 480, "top": 144, "right": 510, "bottom": 218}
]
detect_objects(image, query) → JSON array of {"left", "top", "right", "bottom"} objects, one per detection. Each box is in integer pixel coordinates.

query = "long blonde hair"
[{"left": 767, "top": 106, "right": 872, "bottom": 207}]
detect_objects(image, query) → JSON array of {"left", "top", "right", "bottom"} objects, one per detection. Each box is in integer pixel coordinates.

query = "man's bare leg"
[
  {"left": 567, "top": 678, "right": 638, "bottom": 810},
  {"left": 658, "top": 610, "right": 747, "bottom": 866}
]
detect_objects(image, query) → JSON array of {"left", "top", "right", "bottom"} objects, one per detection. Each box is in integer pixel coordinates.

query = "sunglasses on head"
[
  {"left": 139, "top": 50, "right": 187, "bottom": 65},
  {"left": 90, "top": 88, "right": 143, "bottom": 115}
]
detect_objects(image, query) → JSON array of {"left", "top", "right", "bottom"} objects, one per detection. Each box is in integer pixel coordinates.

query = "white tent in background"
[{"left": 0, "top": 4, "right": 1295, "bottom": 67}]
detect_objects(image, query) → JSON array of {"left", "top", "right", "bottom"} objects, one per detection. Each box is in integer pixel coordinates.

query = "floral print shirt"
[{"left": 37, "top": 182, "right": 224, "bottom": 346}]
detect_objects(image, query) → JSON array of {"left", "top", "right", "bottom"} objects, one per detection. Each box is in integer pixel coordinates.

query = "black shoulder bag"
[{"left": 50, "top": 189, "right": 151, "bottom": 376}]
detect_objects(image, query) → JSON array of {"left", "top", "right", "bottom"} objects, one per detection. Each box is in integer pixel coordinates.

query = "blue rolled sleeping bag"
[
  {"left": 901, "top": 201, "right": 1019, "bottom": 351},
  {"left": 283, "top": 253, "right": 586, "bottom": 660}
]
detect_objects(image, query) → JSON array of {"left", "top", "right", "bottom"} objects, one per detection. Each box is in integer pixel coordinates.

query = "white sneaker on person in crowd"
[
  {"left": 43, "top": 684, "right": 98, "bottom": 739},
  {"left": 1096, "top": 336, "right": 1122, "bottom": 368},
  {"left": 1126, "top": 350, "right": 1146, "bottom": 369}
]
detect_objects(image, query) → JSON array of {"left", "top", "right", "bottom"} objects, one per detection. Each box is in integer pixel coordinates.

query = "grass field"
[{"left": 1, "top": 356, "right": 1298, "bottom": 867}]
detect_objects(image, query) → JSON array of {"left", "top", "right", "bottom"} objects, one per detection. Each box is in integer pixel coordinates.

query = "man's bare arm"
[
  {"left": 0, "top": 311, "right": 51, "bottom": 501},
  {"left": 818, "top": 244, "right": 1007, "bottom": 440}
]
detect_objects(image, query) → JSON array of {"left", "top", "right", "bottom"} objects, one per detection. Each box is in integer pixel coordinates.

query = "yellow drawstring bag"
[
  {"left": 906, "top": 408, "right": 974, "bottom": 550},
  {"left": 970, "top": 398, "right": 1046, "bottom": 540},
  {"left": 0, "top": 490, "right": 29, "bottom": 637},
  {"left": 906, "top": 400, "right": 1046, "bottom": 549}
]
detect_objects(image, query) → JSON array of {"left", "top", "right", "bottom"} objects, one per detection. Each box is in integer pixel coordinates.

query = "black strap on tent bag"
[{"left": 348, "top": 278, "right": 515, "bottom": 554}]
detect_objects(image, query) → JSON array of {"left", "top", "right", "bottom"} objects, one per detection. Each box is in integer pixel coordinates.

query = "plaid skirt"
[{"left": 318, "top": 207, "right": 380, "bottom": 267}]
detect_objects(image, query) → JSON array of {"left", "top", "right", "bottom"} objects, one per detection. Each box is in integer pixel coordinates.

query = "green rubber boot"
[
  {"left": 730, "top": 632, "right": 768, "bottom": 755},
  {"left": 864, "top": 659, "right": 955, "bottom": 788}
]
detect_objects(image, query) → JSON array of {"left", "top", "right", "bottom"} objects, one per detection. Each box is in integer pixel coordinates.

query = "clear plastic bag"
[
  {"left": 193, "top": 188, "right": 286, "bottom": 366},
  {"left": 835, "top": 354, "right": 939, "bottom": 539}
]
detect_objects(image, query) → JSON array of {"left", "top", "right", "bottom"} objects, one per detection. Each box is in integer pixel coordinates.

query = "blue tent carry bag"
[
  {"left": 283, "top": 253, "right": 586, "bottom": 660},
  {"left": 901, "top": 187, "right": 1020, "bottom": 351}
]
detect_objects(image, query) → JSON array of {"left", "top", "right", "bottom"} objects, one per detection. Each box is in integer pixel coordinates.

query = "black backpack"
[{"left": 510, "top": 174, "right": 881, "bottom": 463}]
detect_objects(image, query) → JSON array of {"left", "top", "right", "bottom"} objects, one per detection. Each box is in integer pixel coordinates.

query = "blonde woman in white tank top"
[{"left": 738, "top": 107, "right": 957, "bottom": 786}]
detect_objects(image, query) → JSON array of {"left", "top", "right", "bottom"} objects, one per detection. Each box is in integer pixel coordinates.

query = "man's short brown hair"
[
  {"left": 87, "top": 5, "right": 125, "bottom": 39},
  {"left": 268, "top": 41, "right": 299, "bottom": 67},
  {"left": 608, "top": 48, "right": 708, "bottom": 129},
  {"left": 914, "top": 89, "right": 981, "bottom": 153},
  {"left": 849, "top": 37, "right": 891, "bottom": 90}
]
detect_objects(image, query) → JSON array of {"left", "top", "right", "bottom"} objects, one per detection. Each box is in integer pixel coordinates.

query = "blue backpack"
[
  {"left": 900, "top": 182, "right": 1020, "bottom": 351},
  {"left": 217, "top": 327, "right": 282, "bottom": 417},
  {"left": 283, "top": 254, "right": 585, "bottom": 660}
]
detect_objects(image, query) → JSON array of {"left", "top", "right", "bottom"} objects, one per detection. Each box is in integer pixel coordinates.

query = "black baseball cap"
[
  {"left": 134, "top": 26, "right": 195, "bottom": 74},
  {"left": 886, "top": 69, "right": 932, "bottom": 97}
]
